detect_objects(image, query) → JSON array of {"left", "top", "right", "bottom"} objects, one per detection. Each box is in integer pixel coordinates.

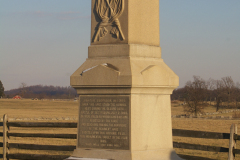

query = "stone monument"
[{"left": 69, "top": 0, "right": 183, "bottom": 159}]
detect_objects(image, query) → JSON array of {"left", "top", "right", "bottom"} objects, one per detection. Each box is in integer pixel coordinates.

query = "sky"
[{"left": 0, "top": 0, "right": 240, "bottom": 91}]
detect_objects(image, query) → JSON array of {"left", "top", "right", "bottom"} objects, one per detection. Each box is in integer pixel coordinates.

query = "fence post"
[
  {"left": 228, "top": 124, "right": 237, "bottom": 160},
  {"left": 235, "top": 124, "right": 237, "bottom": 150},
  {"left": 3, "top": 114, "right": 9, "bottom": 160}
]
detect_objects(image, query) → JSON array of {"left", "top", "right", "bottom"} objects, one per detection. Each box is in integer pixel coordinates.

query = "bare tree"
[
  {"left": 233, "top": 82, "right": 240, "bottom": 108},
  {"left": 212, "top": 79, "right": 225, "bottom": 111},
  {"left": 19, "top": 83, "right": 27, "bottom": 98},
  {"left": 183, "top": 76, "right": 208, "bottom": 116},
  {"left": 0, "top": 80, "right": 4, "bottom": 98},
  {"left": 207, "top": 78, "right": 215, "bottom": 106},
  {"left": 222, "top": 76, "right": 235, "bottom": 107}
]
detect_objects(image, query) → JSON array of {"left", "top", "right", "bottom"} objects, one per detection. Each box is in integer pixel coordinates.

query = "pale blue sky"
[{"left": 1, "top": 0, "right": 240, "bottom": 90}]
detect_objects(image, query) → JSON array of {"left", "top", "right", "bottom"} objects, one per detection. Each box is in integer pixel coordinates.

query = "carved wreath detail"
[{"left": 93, "top": 0, "right": 125, "bottom": 42}]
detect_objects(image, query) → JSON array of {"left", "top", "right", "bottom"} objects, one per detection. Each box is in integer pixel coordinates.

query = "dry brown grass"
[
  {"left": 1, "top": 99, "right": 240, "bottom": 160},
  {"left": 171, "top": 101, "right": 240, "bottom": 118},
  {"left": 232, "top": 112, "right": 240, "bottom": 118},
  {"left": 0, "top": 99, "right": 79, "bottom": 119}
]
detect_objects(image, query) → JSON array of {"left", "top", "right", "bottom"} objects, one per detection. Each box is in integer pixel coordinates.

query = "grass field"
[
  {"left": 1, "top": 99, "right": 240, "bottom": 160},
  {"left": 0, "top": 99, "right": 79, "bottom": 119}
]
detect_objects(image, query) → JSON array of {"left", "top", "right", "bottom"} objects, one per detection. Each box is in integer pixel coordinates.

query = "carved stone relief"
[{"left": 93, "top": 0, "right": 125, "bottom": 42}]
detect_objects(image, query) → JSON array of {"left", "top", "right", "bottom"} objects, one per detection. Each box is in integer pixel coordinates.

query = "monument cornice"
[
  {"left": 73, "top": 86, "right": 177, "bottom": 95},
  {"left": 88, "top": 44, "right": 161, "bottom": 58}
]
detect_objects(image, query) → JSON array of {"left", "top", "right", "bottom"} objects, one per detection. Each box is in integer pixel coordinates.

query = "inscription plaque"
[{"left": 79, "top": 95, "right": 130, "bottom": 150}]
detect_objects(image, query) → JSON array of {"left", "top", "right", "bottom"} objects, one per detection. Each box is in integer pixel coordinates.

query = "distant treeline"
[
  {"left": 4, "top": 85, "right": 77, "bottom": 99},
  {"left": 171, "top": 76, "right": 240, "bottom": 114},
  {"left": 172, "top": 77, "right": 240, "bottom": 103}
]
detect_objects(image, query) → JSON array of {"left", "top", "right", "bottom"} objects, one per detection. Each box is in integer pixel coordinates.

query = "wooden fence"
[
  {"left": 173, "top": 128, "right": 231, "bottom": 160},
  {"left": 0, "top": 114, "right": 238, "bottom": 160},
  {"left": 2, "top": 114, "right": 77, "bottom": 160}
]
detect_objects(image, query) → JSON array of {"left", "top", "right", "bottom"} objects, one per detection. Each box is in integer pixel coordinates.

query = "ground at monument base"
[
  {"left": 69, "top": 148, "right": 183, "bottom": 160},
  {"left": 65, "top": 158, "right": 110, "bottom": 160}
]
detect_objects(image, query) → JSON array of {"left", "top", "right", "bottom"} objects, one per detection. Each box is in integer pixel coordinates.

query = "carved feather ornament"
[{"left": 94, "top": 0, "right": 125, "bottom": 42}]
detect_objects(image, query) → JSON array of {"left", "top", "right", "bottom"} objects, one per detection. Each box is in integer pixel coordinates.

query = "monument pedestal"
[
  {"left": 70, "top": 0, "right": 183, "bottom": 159},
  {"left": 70, "top": 45, "right": 183, "bottom": 160}
]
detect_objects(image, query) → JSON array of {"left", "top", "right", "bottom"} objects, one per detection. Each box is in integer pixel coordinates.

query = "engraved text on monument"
[{"left": 79, "top": 96, "right": 129, "bottom": 150}]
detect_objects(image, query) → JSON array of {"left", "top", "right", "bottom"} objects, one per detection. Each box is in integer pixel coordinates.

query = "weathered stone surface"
[{"left": 90, "top": 0, "right": 160, "bottom": 46}]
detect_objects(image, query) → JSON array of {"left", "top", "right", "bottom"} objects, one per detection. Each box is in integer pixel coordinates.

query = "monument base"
[
  {"left": 65, "top": 148, "right": 183, "bottom": 160},
  {"left": 65, "top": 158, "right": 110, "bottom": 160}
]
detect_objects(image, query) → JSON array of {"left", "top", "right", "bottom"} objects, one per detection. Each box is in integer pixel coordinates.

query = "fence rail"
[
  {"left": 173, "top": 142, "right": 229, "bottom": 153},
  {"left": 7, "top": 132, "right": 77, "bottom": 139},
  {"left": 1, "top": 114, "right": 238, "bottom": 160},
  {"left": 7, "top": 122, "right": 77, "bottom": 128},
  {"left": 7, "top": 154, "right": 69, "bottom": 160},
  {"left": 172, "top": 129, "right": 230, "bottom": 139},
  {"left": 8, "top": 143, "right": 76, "bottom": 151}
]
